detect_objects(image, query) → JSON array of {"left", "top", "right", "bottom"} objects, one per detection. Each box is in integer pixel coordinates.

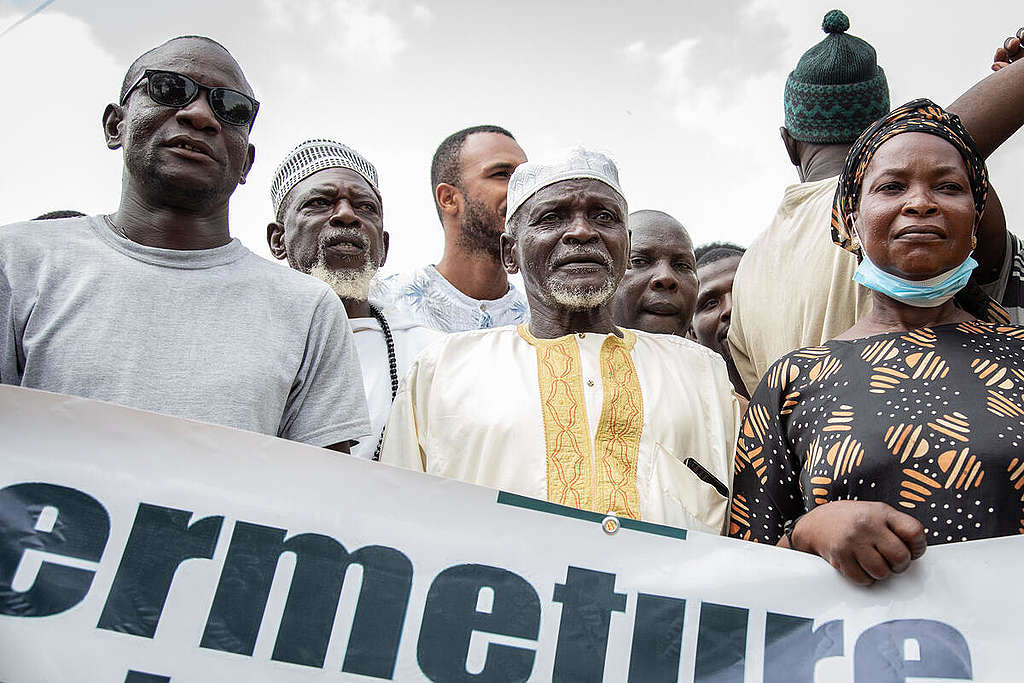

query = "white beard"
[
  {"left": 548, "top": 277, "right": 618, "bottom": 311},
  {"left": 309, "top": 257, "right": 378, "bottom": 302}
]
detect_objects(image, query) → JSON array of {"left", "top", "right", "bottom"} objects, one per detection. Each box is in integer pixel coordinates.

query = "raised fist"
[{"left": 993, "top": 27, "right": 1024, "bottom": 70}]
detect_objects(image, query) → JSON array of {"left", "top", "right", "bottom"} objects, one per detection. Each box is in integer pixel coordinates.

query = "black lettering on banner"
[
  {"left": 200, "top": 522, "right": 412, "bottom": 679},
  {"left": 0, "top": 482, "right": 110, "bottom": 617},
  {"left": 418, "top": 564, "right": 541, "bottom": 683},
  {"left": 551, "top": 566, "right": 627, "bottom": 683},
  {"left": 124, "top": 671, "right": 171, "bottom": 683},
  {"left": 763, "top": 612, "right": 843, "bottom": 683},
  {"left": 693, "top": 602, "right": 748, "bottom": 683},
  {"left": 627, "top": 593, "right": 686, "bottom": 682},
  {"left": 97, "top": 504, "right": 223, "bottom": 637},
  {"left": 854, "top": 619, "right": 972, "bottom": 682}
]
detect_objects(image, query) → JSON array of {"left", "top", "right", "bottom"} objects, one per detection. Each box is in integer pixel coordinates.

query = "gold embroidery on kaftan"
[
  {"left": 593, "top": 333, "right": 642, "bottom": 519},
  {"left": 519, "top": 325, "right": 643, "bottom": 519}
]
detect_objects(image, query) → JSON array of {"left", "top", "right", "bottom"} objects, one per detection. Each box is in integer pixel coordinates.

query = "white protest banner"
[{"left": 0, "top": 384, "right": 1020, "bottom": 682}]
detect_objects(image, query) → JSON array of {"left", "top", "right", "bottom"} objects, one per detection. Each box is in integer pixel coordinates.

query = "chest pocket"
[{"left": 643, "top": 441, "right": 730, "bottom": 534}]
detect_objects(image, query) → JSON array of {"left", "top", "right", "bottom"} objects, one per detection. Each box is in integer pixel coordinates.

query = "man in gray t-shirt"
[{"left": 0, "top": 35, "right": 369, "bottom": 450}]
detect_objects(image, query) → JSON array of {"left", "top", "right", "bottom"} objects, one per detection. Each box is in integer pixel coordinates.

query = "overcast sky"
[{"left": 0, "top": 0, "right": 1021, "bottom": 277}]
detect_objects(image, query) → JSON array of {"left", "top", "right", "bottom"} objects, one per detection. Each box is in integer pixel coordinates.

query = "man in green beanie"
[{"left": 728, "top": 12, "right": 1024, "bottom": 396}]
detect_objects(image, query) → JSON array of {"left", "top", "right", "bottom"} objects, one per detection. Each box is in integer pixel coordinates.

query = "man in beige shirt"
[
  {"left": 727, "top": 10, "right": 883, "bottom": 395},
  {"left": 729, "top": 178, "right": 874, "bottom": 395},
  {"left": 729, "top": 11, "right": 1016, "bottom": 395}
]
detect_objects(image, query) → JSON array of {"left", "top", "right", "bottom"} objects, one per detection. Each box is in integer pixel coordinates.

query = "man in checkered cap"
[
  {"left": 379, "top": 148, "right": 740, "bottom": 532},
  {"left": 268, "top": 139, "right": 440, "bottom": 460}
]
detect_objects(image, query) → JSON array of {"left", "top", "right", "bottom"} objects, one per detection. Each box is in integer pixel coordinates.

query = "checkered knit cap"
[
  {"left": 784, "top": 10, "right": 889, "bottom": 144},
  {"left": 505, "top": 147, "right": 625, "bottom": 225},
  {"left": 270, "top": 139, "right": 380, "bottom": 216}
]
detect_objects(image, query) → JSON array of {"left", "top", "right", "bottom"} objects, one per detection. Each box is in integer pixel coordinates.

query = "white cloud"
[
  {"left": 657, "top": 37, "right": 701, "bottom": 92},
  {"left": 411, "top": 4, "right": 433, "bottom": 24},
  {"left": 649, "top": 35, "right": 785, "bottom": 152},
  {"left": 622, "top": 40, "right": 649, "bottom": 62},
  {"left": 261, "top": 0, "right": 407, "bottom": 69},
  {"left": 0, "top": 9, "right": 123, "bottom": 222},
  {"left": 613, "top": 31, "right": 796, "bottom": 246},
  {"left": 261, "top": 0, "right": 292, "bottom": 30},
  {"left": 1, "top": 0, "right": 1021, "bottom": 265}
]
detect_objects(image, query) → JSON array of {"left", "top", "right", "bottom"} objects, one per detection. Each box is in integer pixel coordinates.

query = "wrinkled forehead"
[
  {"left": 522, "top": 177, "right": 626, "bottom": 214},
  {"left": 293, "top": 167, "right": 379, "bottom": 201},
  {"left": 129, "top": 38, "right": 252, "bottom": 96}
]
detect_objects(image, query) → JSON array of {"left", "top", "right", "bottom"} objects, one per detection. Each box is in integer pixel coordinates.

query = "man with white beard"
[
  {"left": 380, "top": 149, "right": 740, "bottom": 532},
  {"left": 268, "top": 139, "right": 441, "bottom": 460}
]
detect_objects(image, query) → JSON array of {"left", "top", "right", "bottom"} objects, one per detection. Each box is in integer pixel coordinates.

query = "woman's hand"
[
  {"left": 993, "top": 28, "right": 1024, "bottom": 70},
  {"left": 790, "top": 500, "right": 927, "bottom": 586}
]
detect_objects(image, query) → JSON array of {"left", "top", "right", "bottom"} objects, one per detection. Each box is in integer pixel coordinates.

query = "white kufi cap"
[{"left": 505, "top": 147, "right": 624, "bottom": 225}]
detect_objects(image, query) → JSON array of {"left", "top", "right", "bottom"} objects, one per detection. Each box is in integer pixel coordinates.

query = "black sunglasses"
[{"left": 120, "top": 69, "right": 260, "bottom": 127}]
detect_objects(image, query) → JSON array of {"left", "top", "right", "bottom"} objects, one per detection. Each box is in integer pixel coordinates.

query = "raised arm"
[
  {"left": 946, "top": 28, "right": 1024, "bottom": 283},
  {"left": 947, "top": 27, "right": 1024, "bottom": 157}
]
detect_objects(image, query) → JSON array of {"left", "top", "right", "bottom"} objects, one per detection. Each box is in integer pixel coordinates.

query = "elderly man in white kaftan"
[
  {"left": 380, "top": 149, "right": 740, "bottom": 533},
  {"left": 267, "top": 139, "right": 442, "bottom": 460}
]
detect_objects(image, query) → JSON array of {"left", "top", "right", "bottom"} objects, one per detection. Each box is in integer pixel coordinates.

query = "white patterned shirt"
[{"left": 369, "top": 264, "right": 529, "bottom": 333}]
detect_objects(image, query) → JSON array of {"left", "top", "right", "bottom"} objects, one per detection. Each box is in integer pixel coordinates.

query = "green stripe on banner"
[{"left": 496, "top": 492, "right": 687, "bottom": 540}]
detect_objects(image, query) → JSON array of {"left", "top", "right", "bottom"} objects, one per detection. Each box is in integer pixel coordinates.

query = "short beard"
[
  {"left": 301, "top": 231, "right": 376, "bottom": 302},
  {"left": 124, "top": 138, "right": 228, "bottom": 211},
  {"left": 548, "top": 277, "right": 618, "bottom": 311},
  {"left": 456, "top": 196, "right": 503, "bottom": 261},
  {"left": 310, "top": 258, "right": 378, "bottom": 301}
]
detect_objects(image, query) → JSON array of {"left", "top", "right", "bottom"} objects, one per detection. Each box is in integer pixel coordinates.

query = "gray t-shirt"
[{"left": 0, "top": 215, "right": 370, "bottom": 446}]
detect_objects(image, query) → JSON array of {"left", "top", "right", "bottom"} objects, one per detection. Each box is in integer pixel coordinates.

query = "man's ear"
[
  {"left": 500, "top": 232, "right": 519, "bottom": 274},
  {"left": 435, "top": 182, "right": 462, "bottom": 220},
  {"left": 380, "top": 230, "right": 390, "bottom": 268},
  {"left": 780, "top": 127, "right": 802, "bottom": 168},
  {"left": 103, "top": 103, "right": 124, "bottom": 150},
  {"left": 239, "top": 144, "right": 256, "bottom": 185},
  {"left": 267, "top": 221, "right": 287, "bottom": 260}
]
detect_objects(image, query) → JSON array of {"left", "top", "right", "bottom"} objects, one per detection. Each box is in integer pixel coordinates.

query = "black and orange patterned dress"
[{"left": 729, "top": 320, "right": 1024, "bottom": 546}]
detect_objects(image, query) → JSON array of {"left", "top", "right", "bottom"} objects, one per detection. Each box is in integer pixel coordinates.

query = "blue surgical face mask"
[{"left": 852, "top": 234, "right": 977, "bottom": 308}]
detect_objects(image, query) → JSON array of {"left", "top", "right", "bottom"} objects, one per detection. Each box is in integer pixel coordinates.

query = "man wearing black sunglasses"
[
  {"left": 0, "top": 36, "right": 371, "bottom": 453},
  {"left": 107, "top": 35, "right": 258, "bottom": 232}
]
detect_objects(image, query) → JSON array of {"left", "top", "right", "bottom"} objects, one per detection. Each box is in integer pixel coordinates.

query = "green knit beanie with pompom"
[{"left": 784, "top": 9, "right": 889, "bottom": 144}]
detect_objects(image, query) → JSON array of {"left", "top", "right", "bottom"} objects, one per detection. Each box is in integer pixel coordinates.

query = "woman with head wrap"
[{"left": 729, "top": 92, "right": 1024, "bottom": 586}]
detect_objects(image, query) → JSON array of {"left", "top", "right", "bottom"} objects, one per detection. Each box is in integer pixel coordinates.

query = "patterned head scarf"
[{"left": 831, "top": 98, "right": 988, "bottom": 253}]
